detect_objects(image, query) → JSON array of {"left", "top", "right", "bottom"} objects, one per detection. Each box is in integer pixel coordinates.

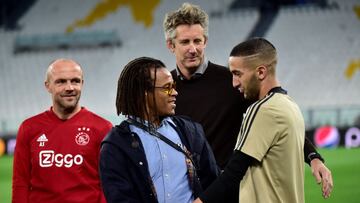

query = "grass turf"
[
  {"left": 304, "top": 147, "right": 360, "bottom": 203},
  {"left": 0, "top": 155, "right": 13, "bottom": 203},
  {"left": 1, "top": 148, "right": 359, "bottom": 203}
]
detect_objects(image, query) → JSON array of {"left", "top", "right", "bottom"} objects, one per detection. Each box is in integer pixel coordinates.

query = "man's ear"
[
  {"left": 166, "top": 39, "right": 175, "bottom": 53},
  {"left": 257, "top": 66, "right": 267, "bottom": 80},
  {"left": 45, "top": 81, "right": 51, "bottom": 93},
  {"left": 203, "top": 36, "right": 208, "bottom": 48}
]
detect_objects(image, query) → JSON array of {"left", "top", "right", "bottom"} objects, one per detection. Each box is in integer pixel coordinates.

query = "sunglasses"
[{"left": 154, "top": 82, "right": 176, "bottom": 96}]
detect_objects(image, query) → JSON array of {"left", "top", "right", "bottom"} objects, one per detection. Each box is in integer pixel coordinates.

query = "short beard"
[
  {"left": 57, "top": 96, "right": 80, "bottom": 114},
  {"left": 245, "top": 74, "right": 260, "bottom": 102},
  {"left": 63, "top": 105, "right": 77, "bottom": 114}
]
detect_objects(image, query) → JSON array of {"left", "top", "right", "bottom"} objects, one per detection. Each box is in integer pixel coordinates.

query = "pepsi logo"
[{"left": 314, "top": 126, "right": 340, "bottom": 148}]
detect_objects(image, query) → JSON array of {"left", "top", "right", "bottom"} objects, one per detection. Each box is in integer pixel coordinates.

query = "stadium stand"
[
  {"left": 267, "top": 1, "right": 360, "bottom": 127},
  {"left": 14, "top": 30, "right": 121, "bottom": 53},
  {"left": 0, "top": 0, "right": 359, "bottom": 134},
  {"left": 0, "top": 0, "right": 36, "bottom": 30}
]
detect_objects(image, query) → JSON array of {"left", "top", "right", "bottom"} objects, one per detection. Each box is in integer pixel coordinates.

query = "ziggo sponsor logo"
[{"left": 39, "top": 150, "right": 83, "bottom": 168}]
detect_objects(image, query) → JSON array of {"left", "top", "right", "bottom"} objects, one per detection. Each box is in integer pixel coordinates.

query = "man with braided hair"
[{"left": 99, "top": 57, "right": 219, "bottom": 203}]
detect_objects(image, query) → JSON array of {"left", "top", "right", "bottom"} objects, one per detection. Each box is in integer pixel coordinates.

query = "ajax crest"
[{"left": 75, "top": 127, "right": 90, "bottom": 146}]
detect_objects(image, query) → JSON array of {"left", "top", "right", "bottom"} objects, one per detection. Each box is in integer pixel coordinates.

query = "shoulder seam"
[{"left": 235, "top": 92, "right": 275, "bottom": 150}]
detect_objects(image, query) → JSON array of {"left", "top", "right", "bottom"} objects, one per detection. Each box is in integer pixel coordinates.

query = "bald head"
[
  {"left": 46, "top": 58, "right": 83, "bottom": 83},
  {"left": 44, "top": 58, "right": 84, "bottom": 119}
]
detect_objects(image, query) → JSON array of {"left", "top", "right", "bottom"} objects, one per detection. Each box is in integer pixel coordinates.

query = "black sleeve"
[
  {"left": 198, "top": 150, "right": 255, "bottom": 203},
  {"left": 304, "top": 136, "right": 324, "bottom": 165}
]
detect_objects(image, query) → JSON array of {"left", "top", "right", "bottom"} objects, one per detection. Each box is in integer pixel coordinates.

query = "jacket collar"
[{"left": 268, "top": 86, "right": 287, "bottom": 95}]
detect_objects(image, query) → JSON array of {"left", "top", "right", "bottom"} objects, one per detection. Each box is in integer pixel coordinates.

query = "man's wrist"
[{"left": 308, "top": 152, "right": 325, "bottom": 163}]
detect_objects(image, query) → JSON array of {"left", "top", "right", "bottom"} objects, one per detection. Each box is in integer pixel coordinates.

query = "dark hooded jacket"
[{"left": 99, "top": 115, "right": 220, "bottom": 203}]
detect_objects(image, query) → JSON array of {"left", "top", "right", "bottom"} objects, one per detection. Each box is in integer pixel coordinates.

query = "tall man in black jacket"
[{"left": 163, "top": 2, "right": 332, "bottom": 198}]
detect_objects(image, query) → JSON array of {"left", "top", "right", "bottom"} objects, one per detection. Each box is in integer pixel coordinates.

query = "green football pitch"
[{"left": 1, "top": 148, "right": 360, "bottom": 203}]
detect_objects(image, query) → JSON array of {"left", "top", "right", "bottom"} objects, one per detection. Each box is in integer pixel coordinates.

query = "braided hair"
[{"left": 116, "top": 57, "right": 166, "bottom": 124}]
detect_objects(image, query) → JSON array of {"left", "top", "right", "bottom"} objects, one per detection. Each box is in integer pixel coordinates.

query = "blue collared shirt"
[
  {"left": 175, "top": 58, "right": 209, "bottom": 80},
  {"left": 129, "top": 117, "right": 193, "bottom": 203}
]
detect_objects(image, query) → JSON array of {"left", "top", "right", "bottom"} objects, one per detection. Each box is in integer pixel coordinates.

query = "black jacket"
[{"left": 99, "top": 116, "right": 220, "bottom": 203}]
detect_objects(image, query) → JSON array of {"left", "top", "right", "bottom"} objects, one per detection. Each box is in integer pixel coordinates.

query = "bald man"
[{"left": 12, "top": 59, "right": 112, "bottom": 203}]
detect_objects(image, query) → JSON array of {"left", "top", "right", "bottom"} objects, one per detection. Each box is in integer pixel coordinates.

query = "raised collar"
[
  {"left": 175, "top": 58, "right": 209, "bottom": 80},
  {"left": 267, "top": 86, "right": 287, "bottom": 95}
]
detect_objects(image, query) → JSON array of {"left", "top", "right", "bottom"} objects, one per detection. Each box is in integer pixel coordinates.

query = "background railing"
[
  {"left": 1, "top": 105, "right": 360, "bottom": 135},
  {"left": 303, "top": 105, "right": 360, "bottom": 129}
]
